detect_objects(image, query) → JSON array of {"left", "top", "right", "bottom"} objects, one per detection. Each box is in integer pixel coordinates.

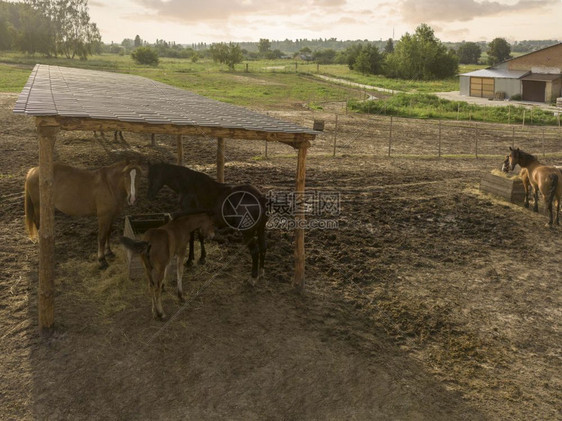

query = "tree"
[
  {"left": 134, "top": 34, "right": 142, "bottom": 47},
  {"left": 313, "top": 48, "right": 336, "bottom": 64},
  {"left": 487, "top": 38, "right": 511, "bottom": 65},
  {"left": 210, "top": 42, "right": 243, "bottom": 70},
  {"left": 457, "top": 42, "right": 481, "bottom": 64},
  {"left": 384, "top": 38, "right": 394, "bottom": 54},
  {"left": 354, "top": 44, "right": 383, "bottom": 74},
  {"left": 342, "top": 43, "right": 364, "bottom": 70},
  {"left": 131, "top": 46, "right": 159, "bottom": 65},
  {"left": 258, "top": 38, "right": 271, "bottom": 57},
  {"left": 384, "top": 24, "right": 458, "bottom": 80},
  {"left": 25, "top": 0, "right": 101, "bottom": 59}
]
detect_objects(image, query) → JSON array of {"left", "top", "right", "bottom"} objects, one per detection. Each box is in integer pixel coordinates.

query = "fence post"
[
  {"left": 522, "top": 109, "right": 526, "bottom": 126},
  {"left": 542, "top": 128, "right": 545, "bottom": 158},
  {"left": 332, "top": 114, "right": 338, "bottom": 157},
  {"left": 475, "top": 134, "right": 478, "bottom": 159},
  {"left": 264, "top": 140, "right": 268, "bottom": 159},
  {"left": 512, "top": 126, "right": 515, "bottom": 148},
  {"left": 388, "top": 115, "right": 393, "bottom": 157},
  {"left": 438, "top": 120, "right": 442, "bottom": 158}
]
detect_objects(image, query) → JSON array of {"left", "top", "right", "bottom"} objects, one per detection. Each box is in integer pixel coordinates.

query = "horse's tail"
[
  {"left": 120, "top": 236, "right": 150, "bottom": 254},
  {"left": 24, "top": 175, "right": 38, "bottom": 240},
  {"left": 547, "top": 173, "right": 559, "bottom": 208}
]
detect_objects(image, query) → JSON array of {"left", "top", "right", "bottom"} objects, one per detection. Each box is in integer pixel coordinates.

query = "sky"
[{"left": 87, "top": 0, "right": 562, "bottom": 45}]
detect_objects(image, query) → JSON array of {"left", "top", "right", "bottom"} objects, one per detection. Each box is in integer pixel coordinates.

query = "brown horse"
[
  {"left": 502, "top": 155, "right": 532, "bottom": 208},
  {"left": 507, "top": 147, "right": 561, "bottom": 225},
  {"left": 121, "top": 212, "right": 215, "bottom": 320},
  {"left": 25, "top": 161, "right": 142, "bottom": 268}
]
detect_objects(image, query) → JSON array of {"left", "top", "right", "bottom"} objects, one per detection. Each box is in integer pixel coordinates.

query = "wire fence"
[{"left": 259, "top": 111, "right": 562, "bottom": 160}]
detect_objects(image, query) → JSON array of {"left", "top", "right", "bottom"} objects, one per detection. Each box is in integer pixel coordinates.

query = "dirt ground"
[{"left": 1, "top": 92, "right": 561, "bottom": 420}]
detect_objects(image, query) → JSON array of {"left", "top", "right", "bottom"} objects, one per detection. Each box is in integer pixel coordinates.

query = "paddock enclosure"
[{"left": 2, "top": 86, "right": 562, "bottom": 419}]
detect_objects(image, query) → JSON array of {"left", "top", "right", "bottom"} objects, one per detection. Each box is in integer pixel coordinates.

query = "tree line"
[{"left": 0, "top": 0, "right": 101, "bottom": 59}]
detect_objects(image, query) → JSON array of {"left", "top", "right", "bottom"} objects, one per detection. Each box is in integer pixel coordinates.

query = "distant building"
[{"left": 459, "top": 43, "right": 562, "bottom": 103}]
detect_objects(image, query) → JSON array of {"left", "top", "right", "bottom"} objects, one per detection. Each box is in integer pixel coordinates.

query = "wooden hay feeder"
[
  {"left": 480, "top": 172, "right": 525, "bottom": 204},
  {"left": 123, "top": 213, "right": 173, "bottom": 280}
]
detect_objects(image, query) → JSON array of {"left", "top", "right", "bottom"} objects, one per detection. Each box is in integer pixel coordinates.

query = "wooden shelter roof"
[{"left": 14, "top": 64, "right": 317, "bottom": 144}]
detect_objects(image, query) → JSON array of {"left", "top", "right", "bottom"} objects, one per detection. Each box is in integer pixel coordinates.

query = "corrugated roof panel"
[{"left": 13, "top": 64, "right": 318, "bottom": 137}]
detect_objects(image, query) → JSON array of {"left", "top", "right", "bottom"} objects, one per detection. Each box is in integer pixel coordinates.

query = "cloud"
[
  {"left": 132, "top": 0, "right": 347, "bottom": 23},
  {"left": 398, "top": 0, "right": 558, "bottom": 23}
]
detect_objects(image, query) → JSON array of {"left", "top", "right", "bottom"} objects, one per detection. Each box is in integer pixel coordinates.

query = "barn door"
[
  {"left": 522, "top": 80, "right": 546, "bottom": 102},
  {"left": 470, "top": 77, "right": 494, "bottom": 98}
]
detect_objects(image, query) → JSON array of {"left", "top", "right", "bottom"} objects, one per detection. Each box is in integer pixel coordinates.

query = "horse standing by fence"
[
  {"left": 121, "top": 212, "right": 215, "bottom": 319},
  {"left": 507, "top": 147, "right": 561, "bottom": 225},
  {"left": 147, "top": 162, "right": 267, "bottom": 284},
  {"left": 25, "top": 161, "right": 142, "bottom": 268}
]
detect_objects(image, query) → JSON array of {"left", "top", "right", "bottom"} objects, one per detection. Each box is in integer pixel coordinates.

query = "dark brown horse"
[
  {"left": 507, "top": 147, "right": 561, "bottom": 225},
  {"left": 121, "top": 212, "right": 215, "bottom": 319},
  {"left": 502, "top": 155, "right": 532, "bottom": 208},
  {"left": 25, "top": 161, "right": 142, "bottom": 268},
  {"left": 147, "top": 163, "right": 267, "bottom": 284}
]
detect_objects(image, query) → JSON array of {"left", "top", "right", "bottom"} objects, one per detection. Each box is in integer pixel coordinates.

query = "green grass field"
[{"left": 3, "top": 52, "right": 556, "bottom": 126}]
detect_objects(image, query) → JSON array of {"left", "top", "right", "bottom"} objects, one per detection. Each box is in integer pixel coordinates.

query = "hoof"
[
  {"left": 98, "top": 258, "right": 109, "bottom": 270},
  {"left": 177, "top": 292, "right": 185, "bottom": 302},
  {"left": 259, "top": 268, "right": 265, "bottom": 281},
  {"left": 105, "top": 250, "right": 116, "bottom": 258},
  {"left": 184, "top": 259, "right": 194, "bottom": 268},
  {"left": 198, "top": 258, "right": 206, "bottom": 265},
  {"left": 247, "top": 276, "right": 257, "bottom": 287},
  {"left": 154, "top": 312, "right": 167, "bottom": 321}
]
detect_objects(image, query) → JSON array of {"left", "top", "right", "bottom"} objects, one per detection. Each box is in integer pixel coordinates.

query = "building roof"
[
  {"left": 520, "top": 73, "right": 562, "bottom": 82},
  {"left": 460, "top": 68, "right": 530, "bottom": 79},
  {"left": 14, "top": 64, "right": 318, "bottom": 140}
]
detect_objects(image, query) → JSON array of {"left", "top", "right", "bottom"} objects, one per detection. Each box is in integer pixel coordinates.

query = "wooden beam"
[
  {"left": 217, "top": 137, "right": 225, "bottom": 183},
  {"left": 176, "top": 135, "right": 183, "bottom": 165},
  {"left": 54, "top": 117, "right": 316, "bottom": 143},
  {"left": 36, "top": 122, "right": 59, "bottom": 336},
  {"left": 293, "top": 140, "right": 310, "bottom": 290}
]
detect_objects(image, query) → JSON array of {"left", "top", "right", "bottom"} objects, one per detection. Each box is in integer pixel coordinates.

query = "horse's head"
[
  {"left": 200, "top": 212, "right": 216, "bottom": 240},
  {"left": 508, "top": 147, "right": 521, "bottom": 171},
  {"left": 147, "top": 163, "right": 164, "bottom": 200},
  {"left": 122, "top": 164, "right": 142, "bottom": 206},
  {"left": 501, "top": 155, "right": 510, "bottom": 173}
]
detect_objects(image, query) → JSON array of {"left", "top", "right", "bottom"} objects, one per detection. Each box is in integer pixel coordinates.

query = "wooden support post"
[
  {"left": 36, "top": 122, "right": 59, "bottom": 336},
  {"left": 294, "top": 140, "right": 310, "bottom": 290},
  {"left": 388, "top": 116, "right": 393, "bottom": 157},
  {"left": 333, "top": 114, "right": 338, "bottom": 157},
  {"left": 217, "top": 137, "right": 225, "bottom": 183},
  {"left": 438, "top": 120, "right": 442, "bottom": 158},
  {"left": 176, "top": 135, "right": 183, "bottom": 165}
]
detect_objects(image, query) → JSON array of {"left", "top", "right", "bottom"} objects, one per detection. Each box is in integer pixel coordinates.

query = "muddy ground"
[{"left": 1, "top": 92, "right": 561, "bottom": 420}]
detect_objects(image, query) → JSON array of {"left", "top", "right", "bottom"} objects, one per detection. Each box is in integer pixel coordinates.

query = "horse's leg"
[
  {"left": 151, "top": 268, "right": 166, "bottom": 320},
  {"left": 246, "top": 235, "right": 259, "bottom": 286},
  {"left": 533, "top": 187, "right": 539, "bottom": 213},
  {"left": 97, "top": 217, "right": 111, "bottom": 269},
  {"left": 555, "top": 196, "right": 560, "bottom": 225},
  {"left": 198, "top": 231, "right": 206, "bottom": 265},
  {"left": 523, "top": 181, "right": 530, "bottom": 208},
  {"left": 104, "top": 216, "right": 115, "bottom": 258},
  {"left": 185, "top": 232, "right": 195, "bottom": 267},
  {"left": 176, "top": 248, "right": 187, "bottom": 302},
  {"left": 257, "top": 226, "right": 266, "bottom": 280}
]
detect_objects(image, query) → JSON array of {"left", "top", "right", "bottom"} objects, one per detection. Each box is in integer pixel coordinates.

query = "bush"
[{"left": 131, "top": 46, "right": 159, "bottom": 66}]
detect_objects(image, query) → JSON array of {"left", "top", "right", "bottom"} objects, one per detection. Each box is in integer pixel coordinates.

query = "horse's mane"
[{"left": 515, "top": 149, "right": 539, "bottom": 167}]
